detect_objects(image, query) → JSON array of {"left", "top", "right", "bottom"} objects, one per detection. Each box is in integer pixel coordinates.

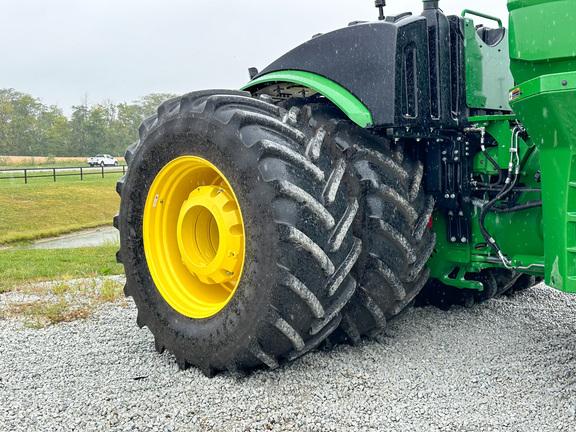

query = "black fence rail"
[{"left": 0, "top": 165, "right": 127, "bottom": 184}]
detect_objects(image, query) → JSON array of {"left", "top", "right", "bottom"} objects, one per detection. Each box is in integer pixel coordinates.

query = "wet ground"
[{"left": 6, "top": 226, "right": 119, "bottom": 250}]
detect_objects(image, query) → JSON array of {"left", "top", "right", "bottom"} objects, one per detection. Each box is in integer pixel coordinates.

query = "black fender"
[{"left": 243, "top": 13, "right": 467, "bottom": 129}]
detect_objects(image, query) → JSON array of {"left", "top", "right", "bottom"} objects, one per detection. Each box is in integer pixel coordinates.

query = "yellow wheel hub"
[{"left": 143, "top": 156, "right": 245, "bottom": 318}]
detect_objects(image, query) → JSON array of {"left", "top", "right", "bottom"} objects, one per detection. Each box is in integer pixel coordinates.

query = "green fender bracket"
[{"left": 242, "top": 71, "right": 374, "bottom": 128}]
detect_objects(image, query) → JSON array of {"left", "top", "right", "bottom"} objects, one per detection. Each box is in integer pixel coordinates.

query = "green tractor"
[{"left": 114, "top": 0, "right": 576, "bottom": 376}]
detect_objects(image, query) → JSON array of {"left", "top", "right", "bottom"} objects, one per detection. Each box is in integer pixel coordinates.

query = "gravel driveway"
[{"left": 1, "top": 282, "right": 576, "bottom": 431}]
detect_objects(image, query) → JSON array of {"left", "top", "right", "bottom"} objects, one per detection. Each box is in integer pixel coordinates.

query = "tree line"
[{"left": 0, "top": 89, "right": 177, "bottom": 157}]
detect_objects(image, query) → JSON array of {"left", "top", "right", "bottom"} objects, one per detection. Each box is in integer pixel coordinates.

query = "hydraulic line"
[
  {"left": 492, "top": 200, "right": 542, "bottom": 213},
  {"left": 475, "top": 186, "right": 541, "bottom": 192},
  {"left": 474, "top": 127, "right": 504, "bottom": 189},
  {"left": 478, "top": 127, "right": 522, "bottom": 269}
]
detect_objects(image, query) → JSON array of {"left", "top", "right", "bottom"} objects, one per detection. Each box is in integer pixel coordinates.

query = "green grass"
[
  {"left": 0, "top": 275, "right": 126, "bottom": 328},
  {"left": 0, "top": 171, "right": 128, "bottom": 327},
  {"left": 0, "top": 174, "right": 122, "bottom": 244},
  {"left": 0, "top": 244, "right": 126, "bottom": 328},
  {"left": 0, "top": 245, "right": 124, "bottom": 293}
]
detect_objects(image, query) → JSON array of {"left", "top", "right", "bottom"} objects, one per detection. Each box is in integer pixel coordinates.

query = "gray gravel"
[{"left": 1, "top": 282, "right": 576, "bottom": 431}]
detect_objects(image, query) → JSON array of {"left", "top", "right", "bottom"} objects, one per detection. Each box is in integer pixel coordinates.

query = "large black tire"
[
  {"left": 115, "top": 91, "right": 436, "bottom": 374},
  {"left": 276, "top": 100, "right": 436, "bottom": 345},
  {"left": 415, "top": 269, "right": 543, "bottom": 310},
  {"left": 330, "top": 137, "right": 436, "bottom": 342},
  {"left": 115, "top": 91, "right": 370, "bottom": 375}
]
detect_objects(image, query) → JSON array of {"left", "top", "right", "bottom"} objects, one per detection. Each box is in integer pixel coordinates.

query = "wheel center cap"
[{"left": 176, "top": 185, "right": 243, "bottom": 285}]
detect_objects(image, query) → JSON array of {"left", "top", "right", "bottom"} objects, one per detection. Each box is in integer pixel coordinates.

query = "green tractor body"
[
  {"left": 115, "top": 0, "right": 576, "bottom": 374},
  {"left": 508, "top": 0, "right": 576, "bottom": 291},
  {"left": 243, "top": 0, "right": 576, "bottom": 294}
]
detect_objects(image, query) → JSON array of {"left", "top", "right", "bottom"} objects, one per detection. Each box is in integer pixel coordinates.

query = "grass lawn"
[
  {"left": 0, "top": 161, "right": 128, "bottom": 326},
  {"left": 0, "top": 245, "right": 126, "bottom": 327},
  {"left": 0, "top": 174, "right": 123, "bottom": 244},
  {"left": 0, "top": 245, "right": 124, "bottom": 293},
  {"left": 0, "top": 245, "right": 125, "bottom": 327}
]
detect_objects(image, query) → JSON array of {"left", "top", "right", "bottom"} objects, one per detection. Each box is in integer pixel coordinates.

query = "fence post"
[
  {"left": 24, "top": 169, "right": 27, "bottom": 184},
  {"left": 53, "top": 168, "right": 56, "bottom": 182},
  {"left": 101, "top": 165, "right": 105, "bottom": 178},
  {"left": 80, "top": 167, "right": 83, "bottom": 180}
]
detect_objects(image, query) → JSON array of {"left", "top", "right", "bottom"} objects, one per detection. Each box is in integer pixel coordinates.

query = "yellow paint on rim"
[{"left": 143, "top": 156, "right": 245, "bottom": 318}]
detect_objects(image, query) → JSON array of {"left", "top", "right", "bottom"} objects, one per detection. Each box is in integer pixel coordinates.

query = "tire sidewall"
[{"left": 120, "top": 113, "right": 281, "bottom": 367}]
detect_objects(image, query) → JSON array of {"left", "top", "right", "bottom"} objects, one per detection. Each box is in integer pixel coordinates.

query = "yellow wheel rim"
[{"left": 143, "top": 156, "right": 245, "bottom": 318}]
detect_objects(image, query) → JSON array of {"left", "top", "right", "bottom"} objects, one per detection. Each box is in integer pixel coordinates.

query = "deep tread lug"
[
  {"left": 136, "top": 313, "right": 145, "bottom": 329},
  {"left": 175, "top": 356, "right": 190, "bottom": 370},
  {"left": 360, "top": 288, "right": 387, "bottom": 329},
  {"left": 279, "top": 269, "right": 325, "bottom": 319},
  {"left": 154, "top": 338, "right": 165, "bottom": 354},
  {"left": 116, "top": 175, "right": 126, "bottom": 196},
  {"left": 282, "top": 225, "right": 335, "bottom": 276},
  {"left": 371, "top": 182, "right": 418, "bottom": 225},
  {"left": 325, "top": 237, "right": 362, "bottom": 297},
  {"left": 323, "top": 159, "right": 346, "bottom": 206},
  {"left": 407, "top": 232, "right": 436, "bottom": 282},
  {"left": 285, "top": 315, "right": 342, "bottom": 362},
  {"left": 373, "top": 257, "right": 406, "bottom": 300},
  {"left": 352, "top": 146, "right": 409, "bottom": 181},
  {"left": 310, "top": 276, "right": 356, "bottom": 336},
  {"left": 341, "top": 313, "right": 362, "bottom": 345},
  {"left": 375, "top": 219, "right": 417, "bottom": 264},
  {"left": 305, "top": 128, "right": 326, "bottom": 161},
  {"left": 413, "top": 196, "right": 435, "bottom": 242},
  {"left": 270, "top": 310, "right": 305, "bottom": 351},
  {"left": 122, "top": 283, "right": 132, "bottom": 298},
  {"left": 258, "top": 139, "right": 325, "bottom": 182},
  {"left": 274, "top": 180, "right": 334, "bottom": 229},
  {"left": 327, "top": 199, "right": 359, "bottom": 252},
  {"left": 249, "top": 342, "right": 279, "bottom": 369}
]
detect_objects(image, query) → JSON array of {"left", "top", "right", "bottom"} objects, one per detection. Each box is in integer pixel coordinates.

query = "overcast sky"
[{"left": 2, "top": 0, "right": 508, "bottom": 114}]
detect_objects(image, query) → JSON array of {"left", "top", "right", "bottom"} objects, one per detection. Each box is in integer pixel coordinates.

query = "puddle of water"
[{"left": 19, "top": 227, "right": 119, "bottom": 249}]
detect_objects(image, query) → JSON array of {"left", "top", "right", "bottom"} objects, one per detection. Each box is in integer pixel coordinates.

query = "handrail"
[{"left": 461, "top": 9, "right": 503, "bottom": 28}]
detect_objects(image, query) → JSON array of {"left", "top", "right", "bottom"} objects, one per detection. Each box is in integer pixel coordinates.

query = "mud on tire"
[{"left": 115, "top": 91, "right": 435, "bottom": 374}]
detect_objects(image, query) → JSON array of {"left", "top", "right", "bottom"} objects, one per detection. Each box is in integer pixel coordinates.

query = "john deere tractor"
[{"left": 115, "top": 0, "right": 576, "bottom": 375}]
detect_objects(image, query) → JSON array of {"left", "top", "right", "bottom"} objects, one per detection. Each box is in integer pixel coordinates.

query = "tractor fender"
[{"left": 243, "top": 15, "right": 455, "bottom": 128}]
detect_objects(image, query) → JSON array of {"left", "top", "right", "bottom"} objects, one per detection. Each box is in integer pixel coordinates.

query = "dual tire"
[{"left": 115, "top": 91, "right": 434, "bottom": 374}]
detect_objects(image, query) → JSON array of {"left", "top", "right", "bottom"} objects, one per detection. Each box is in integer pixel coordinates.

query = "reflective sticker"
[
  {"left": 509, "top": 87, "right": 521, "bottom": 102},
  {"left": 152, "top": 194, "right": 159, "bottom": 207}
]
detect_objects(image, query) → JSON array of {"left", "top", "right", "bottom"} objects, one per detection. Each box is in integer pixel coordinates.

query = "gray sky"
[{"left": 2, "top": 0, "right": 508, "bottom": 114}]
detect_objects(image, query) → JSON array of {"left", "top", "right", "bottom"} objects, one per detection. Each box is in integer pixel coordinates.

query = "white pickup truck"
[{"left": 86, "top": 154, "right": 118, "bottom": 167}]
